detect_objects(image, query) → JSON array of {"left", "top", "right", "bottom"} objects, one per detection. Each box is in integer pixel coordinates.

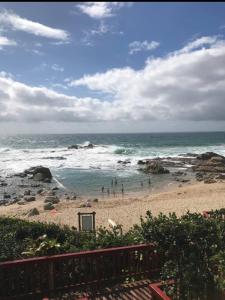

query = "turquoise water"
[{"left": 0, "top": 132, "right": 224, "bottom": 196}]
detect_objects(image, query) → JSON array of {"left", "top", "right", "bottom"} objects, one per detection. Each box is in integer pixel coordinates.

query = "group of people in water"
[{"left": 101, "top": 177, "right": 151, "bottom": 196}]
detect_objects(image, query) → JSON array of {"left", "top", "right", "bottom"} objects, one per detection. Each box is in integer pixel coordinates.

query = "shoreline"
[{"left": 1, "top": 180, "right": 225, "bottom": 231}]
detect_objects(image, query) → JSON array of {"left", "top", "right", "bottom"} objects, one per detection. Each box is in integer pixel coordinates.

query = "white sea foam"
[{"left": 1, "top": 143, "right": 225, "bottom": 177}]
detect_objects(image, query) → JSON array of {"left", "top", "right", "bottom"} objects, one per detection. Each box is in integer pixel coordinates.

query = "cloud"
[
  {"left": 51, "top": 64, "right": 64, "bottom": 72},
  {"left": 0, "top": 35, "right": 17, "bottom": 49},
  {"left": 129, "top": 40, "right": 160, "bottom": 55},
  {"left": 77, "top": 2, "right": 132, "bottom": 19},
  {"left": 70, "top": 36, "right": 225, "bottom": 122},
  {"left": 82, "top": 21, "right": 110, "bottom": 46},
  {"left": 1, "top": 35, "right": 225, "bottom": 124},
  {"left": 0, "top": 10, "right": 70, "bottom": 41}
]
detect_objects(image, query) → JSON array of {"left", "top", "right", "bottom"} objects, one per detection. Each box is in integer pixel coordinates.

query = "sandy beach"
[{"left": 1, "top": 180, "right": 225, "bottom": 231}]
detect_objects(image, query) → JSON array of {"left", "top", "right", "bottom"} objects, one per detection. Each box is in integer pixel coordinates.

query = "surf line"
[{"left": 53, "top": 176, "right": 66, "bottom": 190}]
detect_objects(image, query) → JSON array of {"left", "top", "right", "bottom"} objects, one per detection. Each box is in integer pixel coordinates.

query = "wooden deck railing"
[{"left": 0, "top": 244, "right": 159, "bottom": 299}]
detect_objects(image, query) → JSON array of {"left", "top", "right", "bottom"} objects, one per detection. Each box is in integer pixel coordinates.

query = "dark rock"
[
  {"left": 43, "top": 156, "right": 66, "bottom": 160},
  {"left": 0, "top": 182, "right": 7, "bottom": 187},
  {"left": 137, "top": 160, "right": 146, "bottom": 165},
  {"left": 52, "top": 186, "right": 59, "bottom": 191},
  {"left": 24, "top": 166, "right": 52, "bottom": 181},
  {"left": 24, "top": 190, "right": 31, "bottom": 196},
  {"left": 142, "top": 161, "right": 170, "bottom": 174},
  {"left": 37, "top": 189, "right": 43, "bottom": 194},
  {"left": 68, "top": 144, "right": 79, "bottom": 149},
  {"left": 43, "top": 178, "right": 51, "bottom": 183},
  {"left": 27, "top": 208, "right": 39, "bottom": 217},
  {"left": 196, "top": 152, "right": 224, "bottom": 160},
  {"left": 44, "top": 196, "right": 59, "bottom": 204},
  {"left": 204, "top": 178, "right": 217, "bottom": 184},
  {"left": 83, "top": 143, "right": 94, "bottom": 149},
  {"left": 215, "top": 174, "right": 225, "bottom": 180},
  {"left": 44, "top": 202, "right": 55, "bottom": 210},
  {"left": 24, "top": 196, "right": 36, "bottom": 202},
  {"left": 3, "top": 193, "right": 11, "bottom": 199},
  {"left": 17, "top": 200, "right": 26, "bottom": 205},
  {"left": 31, "top": 183, "right": 41, "bottom": 188}
]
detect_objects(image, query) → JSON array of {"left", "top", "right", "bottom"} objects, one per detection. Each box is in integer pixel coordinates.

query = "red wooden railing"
[
  {"left": 0, "top": 244, "right": 159, "bottom": 300},
  {"left": 149, "top": 281, "right": 173, "bottom": 300}
]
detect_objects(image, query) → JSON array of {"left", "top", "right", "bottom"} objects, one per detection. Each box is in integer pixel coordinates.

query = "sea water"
[{"left": 0, "top": 132, "right": 225, "bottom": 196}]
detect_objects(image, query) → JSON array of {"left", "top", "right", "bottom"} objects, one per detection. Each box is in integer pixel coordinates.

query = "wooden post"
[{"left": 48, "top": 261, "right": 54, "bottom": 294}]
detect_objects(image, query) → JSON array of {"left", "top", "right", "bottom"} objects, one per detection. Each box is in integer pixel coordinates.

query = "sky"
[{"left": 0, "top": 2, "right": 225, "bottom": 134}]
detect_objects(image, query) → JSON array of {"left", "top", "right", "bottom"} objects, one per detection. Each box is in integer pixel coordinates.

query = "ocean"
[{"left": 0, "top": 132, "right": 225, "bottom": 197}]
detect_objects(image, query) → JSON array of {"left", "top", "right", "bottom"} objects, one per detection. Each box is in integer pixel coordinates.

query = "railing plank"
[{"left": 0, "top": 243, "right": 159, "bottom": 299}]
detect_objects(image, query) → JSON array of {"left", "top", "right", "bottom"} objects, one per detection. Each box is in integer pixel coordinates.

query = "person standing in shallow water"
[
  {"left": 101, "top": 186, "right": 104, "bottom": 193},
  {"left": 121, "top": 184, "right": 124, "bottom": 194},
  {"left": 115, "top": 178, "right": 117, "bottom": 185}
]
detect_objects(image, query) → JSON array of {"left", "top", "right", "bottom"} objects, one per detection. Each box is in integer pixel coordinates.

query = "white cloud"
[
  {"left": 0, "top": 10, "right": 70, "bottom": 41},
  {"left": 51, "top": 64, "right": 64, "bottom": 72},
  {"left": 70, "top": 36, "right": 225, "bottom": 122},
  {"left": 129, "top": 40, "right": 160, "bottom": 55},
  {"left": 1, "top": 36, "right": 225, "bottom": 124},
  {"left": 77, "top": 2, "right": 132, "bottom": 19},
  {"left": 82, "top": 21, "right": 110, "bottom": 46},
  {"left": 0, "top": 35, "right": 16, "bottom": 49}
]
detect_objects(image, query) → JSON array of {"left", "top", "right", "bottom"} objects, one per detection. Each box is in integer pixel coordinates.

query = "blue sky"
[{"left": 1, "top": 2, "right": 225, "bottom": 133}]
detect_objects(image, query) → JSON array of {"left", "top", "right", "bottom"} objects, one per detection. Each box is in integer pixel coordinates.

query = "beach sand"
[{"left": 0, "top": 181, "right": 225, "bottom": 231}]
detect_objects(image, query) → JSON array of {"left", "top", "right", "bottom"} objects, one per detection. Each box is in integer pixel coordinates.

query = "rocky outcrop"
[
  {"left": 142, "top": 161, "right": 170, "bottom": 174},
  {"left": 193, "top": 152, "right": 225, "bottom": 173},
  {"left": 68, "top": 144, "right": 79, "bottom": 149},
  {"left": 68, "top": 142, "right": 94, "bottom": 150},
  {"left": 24, "top": 166, "right": 52, "bottom": 182}
]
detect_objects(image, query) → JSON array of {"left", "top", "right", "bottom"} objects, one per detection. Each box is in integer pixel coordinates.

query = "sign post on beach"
[{"left": 78, "top": 212, "right": 96, "bottom": 232}]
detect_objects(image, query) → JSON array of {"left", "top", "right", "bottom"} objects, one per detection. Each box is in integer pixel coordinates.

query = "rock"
[
  {"left": 17, "top": 200, "right": 26, "bottom": 205},
  {"left": 3, "top": 193, "right": 11, "bottom": 199},
  {"left": 172, "top": 171, "right": 186, "bottom": 176},
  {"left": 24, "top": 166, "right": 52, "bottom": 182},
  {"left": 93, "top": 198, "right": 98, "bottom": 202},
  {"left": 52, "top": 186, "right": 59, "bottom": 191},
  {"left": 27, "top": 208, "right": 39, "bottom": 217},
  {"left": 37, "top": 189, "right": 43, "bottom": 194},
  {"left": 14, "top": 173, "right": 27, "bottom": 178},
  {"left": 137, "top": 160, "right": 146, "bottom": 165},
  {"left": 43, "top": 156, "right": 66, "bottom": 160},
  {"left": 24, "top": 196, "right": 36, "bottom": 202},
  {"left": 68, "top": 144, "right": 79, "bottom": 149},
  {"left": 24, "top": 190, "right": 31, "bottom": 196},
  {"left": 0, "top": 182, "right": 7, "bottom": 187},
  {"left": 43, "top": 178, "right": 51, "bottom": 183},
  {"left": 142, "top": 161, "right": 170, "bottom": 174},
  {"left": 44, "top": 202, "right": 55, "bottom": 210},
  {"left": 117, "top": 159, "right": 131, "bottom": 165},
  {"left": 79, "top": 202, "right": 92, "bottom": 208},
  {"left": 31, "top": 183, "right": 41, "bottom": 188},
  {"left": 83, "top": 142, "right": 94, "bottom": 149},
  {"left": 204, "top": 178, "right": 217, "bottom": 184},
  {"left": 44, "top": 196, "right": 59, "bottom": 204},
  {"left": 196, "top": 152, "right": 224, "bottom": 160},
  {"left": 215, "top": 174, "right": 225, "bottom": 180}
]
